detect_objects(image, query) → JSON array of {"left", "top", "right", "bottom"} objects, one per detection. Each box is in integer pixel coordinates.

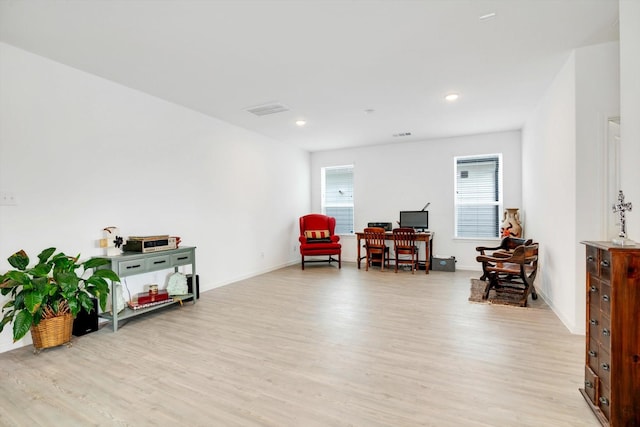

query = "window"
[
  {"left": 321, "top": 165, "right": 354, "bottom": 234},
  {"left": 454, "top": 154, "right": 502, "bottom": 238}
]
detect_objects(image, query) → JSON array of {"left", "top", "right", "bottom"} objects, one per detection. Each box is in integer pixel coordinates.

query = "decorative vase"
[{"left": 501, "top": 208, "right": 523, "bottom": 238}]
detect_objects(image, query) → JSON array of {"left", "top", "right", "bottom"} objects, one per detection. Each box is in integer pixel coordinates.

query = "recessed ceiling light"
[
  {"left": 479, "top": 12, "right": 497, "bottom": 21},
  {"left": 445, "top": 93, "right": 459, "bottom": 102},
  {"left": 295, "top": 120, "right": 307, "bottom": 127}
]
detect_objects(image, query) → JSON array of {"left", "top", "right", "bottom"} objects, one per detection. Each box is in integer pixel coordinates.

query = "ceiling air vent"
[{"left": 245, "top": 103, "right": 290, "bottom": 116}]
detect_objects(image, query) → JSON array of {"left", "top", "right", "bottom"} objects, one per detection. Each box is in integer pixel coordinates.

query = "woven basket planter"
[{"left": 30, "top": 313, "right": 73, "bottom": 351}]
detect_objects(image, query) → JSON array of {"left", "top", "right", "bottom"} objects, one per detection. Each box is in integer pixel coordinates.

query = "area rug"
[
  {"left": 468, "top": 278, "right": 540, "bottom": 308},
  {"left": 468, "top": 278, "right": 487, "bottom": 303}
]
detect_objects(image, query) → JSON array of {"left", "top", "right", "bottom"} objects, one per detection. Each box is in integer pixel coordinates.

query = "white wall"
[
  {"left": 619, "top": 1, "right": 640, "bottom": 235},
  {"left": 311, "top": 131, "right": 522, "bottom": 271},
  {"left": 0, "top": 43, "right": 310, "bottom": 353},
  {"left": 522, "top": 41, "right": 620, "bottom": 334}
]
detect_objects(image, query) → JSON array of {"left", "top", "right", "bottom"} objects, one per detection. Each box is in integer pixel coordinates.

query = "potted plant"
[{"left": 0, "top": 247, "right": 120, "bottom": 350}]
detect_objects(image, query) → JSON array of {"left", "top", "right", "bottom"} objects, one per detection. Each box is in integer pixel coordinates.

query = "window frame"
[
  {"left": 454, "top": 153, "right": 503, "bottom": 239},
  {"left": 321, "top": 164, "right": 354, "bottom": 235}
]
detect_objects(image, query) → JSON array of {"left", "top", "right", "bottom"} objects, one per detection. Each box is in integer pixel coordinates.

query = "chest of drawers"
[{"left": 580, "top": 242, "right": 640, "bottom": 426}]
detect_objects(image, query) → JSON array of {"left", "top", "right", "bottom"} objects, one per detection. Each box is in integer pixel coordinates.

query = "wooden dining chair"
[
  {"left": 392, "top": 227, "right": 419, "bottom": 273},
  {"left": 363, "top": 227, "right": 390, "bottom": 271}
]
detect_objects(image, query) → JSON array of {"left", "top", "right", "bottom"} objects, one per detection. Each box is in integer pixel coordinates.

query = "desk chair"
[
  {"left": 393, "top": 228, "right": 419, "bottom": 273},
  {"left": 363, "top": 227, "right": 390, "bottom": 271}
]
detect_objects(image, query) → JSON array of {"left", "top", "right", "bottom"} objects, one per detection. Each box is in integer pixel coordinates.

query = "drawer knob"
[
  {"left": 603, "top": 329, "right": 611, "bottom": 337},
  {"left": 588, "top": 350, "right": 597, "bottom": 357},
  {"left": 126, "top": 264, "right": 142, "bottom": 269},
  {"left": 589, "top": 319, "right": 598, "bottom": 325},
  {"left": 602, "top": 294, "right": 610, "bottom": 302},
  {"left": 585, "top": 380, "right": 593, "bottom": 388},
  {"left": 590, "top": 285, "right": 598, "bottom": 293},
  {"left": 587, "top": 255, "right": 595, "bottom": 262},
  {"left": 601, "top": 363, "right": 610, "bottom": 371},
  {"left": 599, "top": 396, "right": 610, "bottom": 406},
  {"left": 600, "top": 260, "right": 610, "bottom": 268}
]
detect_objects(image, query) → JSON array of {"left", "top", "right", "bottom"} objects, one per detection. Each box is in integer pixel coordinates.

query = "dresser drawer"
[
  {"left": 584, "top": 366, "right": 599, "bottom": 405},
  {"left": 171, "top": 251, "right": 194, "bottom": 266},
  {"left": 598, "top": 385, "right": 611, "bottom": 421},
  {"left": 588, "top": 317, "right": 600, "bottom": 345},
  {"left": 600, "top": 315, "right": 611, "bottom": 349},
  {"left": 598, "top": 347, "right": 611, "bottom": 388},
  {"left": 587, "top": 338, "right": 600, "bottom": 373},
  {"left": 586, "top": 246, "right": 599, "bottom": 276},
  {"left": 599, "top": 250, "right": 611, "bottom": 281},
  {"left": 600, "top": 281, "right": 611, "bottom": 316},
  {"left": 117, "top": 258, "right": 146, "bottom": 276},
  {"left": 588, "top": 277, "right": 601, "bottom": 311},
  {"left": 146, "top": 254, "right": 171, "bottom": 272}
]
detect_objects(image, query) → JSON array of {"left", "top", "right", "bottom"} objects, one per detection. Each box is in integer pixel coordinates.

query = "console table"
[
  {"left": 98, "top": 246, "right": 196, "bottom": 331},
  {"left": 355, "top": 231, "right": 433, "bottom": 273}
]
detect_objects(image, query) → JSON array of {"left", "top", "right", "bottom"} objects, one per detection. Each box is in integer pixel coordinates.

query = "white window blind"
[
  {"left": 321, "top": 165, "right": 354, "bottom": 234},
  {"left": 454, "top": 154, "right": 502, "bottom": 238}
]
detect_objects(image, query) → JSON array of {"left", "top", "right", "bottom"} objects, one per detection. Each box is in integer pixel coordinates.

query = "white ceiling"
[{"left": 0, "top": 0, "right": 619, "bottom": 152}]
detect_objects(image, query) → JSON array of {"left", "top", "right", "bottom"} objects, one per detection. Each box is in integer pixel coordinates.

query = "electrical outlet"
[{"left": 0, "top": 192, "right": 17, "bottom": 206}]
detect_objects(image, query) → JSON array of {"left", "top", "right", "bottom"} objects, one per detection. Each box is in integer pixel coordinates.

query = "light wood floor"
[{"left": 0, "top": 264, "right": 597, "bottom": 427}]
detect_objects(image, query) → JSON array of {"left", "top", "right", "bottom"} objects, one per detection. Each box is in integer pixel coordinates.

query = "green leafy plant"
[{"left": 0, "top": 247, "right": 120, "bottom": 342}]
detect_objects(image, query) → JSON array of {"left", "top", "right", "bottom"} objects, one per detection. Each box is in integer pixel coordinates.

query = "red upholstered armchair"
[{"left": 299, "top": 214, "right": 342, "bottom": 270}]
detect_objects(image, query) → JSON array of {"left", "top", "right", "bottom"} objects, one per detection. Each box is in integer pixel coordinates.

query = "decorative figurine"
[
  {"left": 100, "top": 226, "right": 124, "bottom": 256},
  {"left": 167, "top": 272, "right": 188, "bottom": 296},
  {"left": 612, "top": 190, "right": 635, "bottom": 246}
]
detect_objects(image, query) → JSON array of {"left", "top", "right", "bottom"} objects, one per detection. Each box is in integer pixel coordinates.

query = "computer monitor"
[{"left": 399, "top": 210, "right": 429, "bottom": 231}]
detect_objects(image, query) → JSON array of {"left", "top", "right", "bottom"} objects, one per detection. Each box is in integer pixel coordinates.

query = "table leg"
[{"left": 424, "top": 236, "right": 430, "bottom": 274}]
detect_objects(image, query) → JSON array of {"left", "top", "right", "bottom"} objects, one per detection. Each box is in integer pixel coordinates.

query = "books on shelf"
[
  {"left": 127, "top": 298, "right": 175, "bottom": 311},
  {"left": 128, "top": 289, "right": 170, "bottom": 310},
  {"left": 137, "top": 290, "right": 169, "bottom": 305}
]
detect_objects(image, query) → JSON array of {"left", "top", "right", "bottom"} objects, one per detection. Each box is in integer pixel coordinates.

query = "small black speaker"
[
  {"left": 73, "top": 298, "right": 98, "bottom": 336},
  {"left": 187, "top": 274, "right": 200, "bottom": 299}
]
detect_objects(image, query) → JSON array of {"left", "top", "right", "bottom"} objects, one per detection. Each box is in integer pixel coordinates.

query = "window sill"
[{"left": 453, "top": 237, "right": 502, "bottom": 242}]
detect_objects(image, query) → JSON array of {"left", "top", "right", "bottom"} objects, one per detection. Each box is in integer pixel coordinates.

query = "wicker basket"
[{"left": 30, "top": 313, "right": 73, "bottom": 350}]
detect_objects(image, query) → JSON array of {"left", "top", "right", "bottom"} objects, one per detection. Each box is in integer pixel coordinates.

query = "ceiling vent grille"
[{"left": 246, "top": 103, "right": 290, "bottom": 116}]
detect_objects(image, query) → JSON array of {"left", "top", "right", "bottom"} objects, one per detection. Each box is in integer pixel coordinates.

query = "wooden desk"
[{"left": 356, "top": 231, "right": 433, "bottom": 274}]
